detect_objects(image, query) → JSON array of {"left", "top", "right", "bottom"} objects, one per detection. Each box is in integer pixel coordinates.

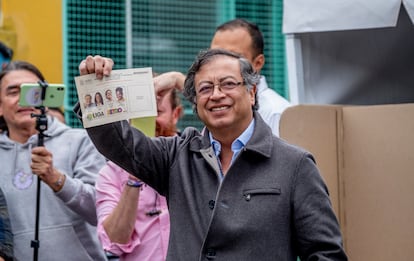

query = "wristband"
[
  {"left": 126, "top": 179, "right": 144, "bottom": 188},
  {"left": 53, "top": 174, "right": 65, "bottom": 191}
]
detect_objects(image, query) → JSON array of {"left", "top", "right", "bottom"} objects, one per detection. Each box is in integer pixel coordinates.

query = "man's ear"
[
  {"left": 249, "top": 85, "right": 257, "bottom": 106},
  {"left": 173, "top": 105, "right": 183, "bottom": 125},
  {"left": 252, "top": 54, "right": 265, "bottom": 73}
]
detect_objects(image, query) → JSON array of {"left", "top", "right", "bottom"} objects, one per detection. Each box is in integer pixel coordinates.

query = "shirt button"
[
  {"left": 208, "top": 200, "right": 215, "bottom": 209},
  {"left": 244, "top": 194, "right": 251, "bottom": 201}
]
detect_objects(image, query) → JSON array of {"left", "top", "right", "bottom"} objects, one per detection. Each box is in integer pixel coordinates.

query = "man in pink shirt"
[{"left": 95, "top": 72, "right": 184, "bottom": 261}]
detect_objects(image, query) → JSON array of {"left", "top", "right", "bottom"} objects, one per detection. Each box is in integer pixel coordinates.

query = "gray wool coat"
[{"left": 86, "top": 111, "right": 347, "bottom": 261}]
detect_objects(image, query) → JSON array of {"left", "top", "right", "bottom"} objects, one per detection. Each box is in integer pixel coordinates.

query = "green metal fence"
[{"left": 64, "top": 0, "right": 286, "bottom": 130}]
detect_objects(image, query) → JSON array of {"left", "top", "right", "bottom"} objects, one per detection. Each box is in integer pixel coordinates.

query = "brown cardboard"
[{"left": 280, "top": 103, "right": 414, "bottom": 261}]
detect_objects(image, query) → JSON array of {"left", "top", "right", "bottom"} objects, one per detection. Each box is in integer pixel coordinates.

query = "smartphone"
[{"left": 19, "top": 83, "right": 65, "bottom": 107}]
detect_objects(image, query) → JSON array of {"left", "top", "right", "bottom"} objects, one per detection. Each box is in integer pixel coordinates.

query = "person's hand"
[
  {"left": 31, "top": 147, "right": 66, "bottom": 192},
  {"left": 79, "top": 55, "right": 114, "bottom": 79},
  {"left": 153, "top": 71, "right": 185, "bottom": 100}
]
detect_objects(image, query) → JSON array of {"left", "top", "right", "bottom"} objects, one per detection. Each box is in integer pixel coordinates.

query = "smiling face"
[
  {"left": 95, "top": 92, "right": 103, "bottom": 105},
  {"left": 105, "top": 90, "right": 112, "bottom": 101},
  {"left": 0, "top": 69, "right": 40, "bottom": 135},
  {"left": 194, "top": 55, "right": 255, "bottom": 137},
  {"left": 84, "top": 94, "right": 92, "bottom": 105},
  {"left": 116, "top": 88, "right": 124, "bottom": 101}
]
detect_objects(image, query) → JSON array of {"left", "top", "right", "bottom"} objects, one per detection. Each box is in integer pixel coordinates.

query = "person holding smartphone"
[{"left": 0, "top": 60, "right": 107, "bottom": 260}]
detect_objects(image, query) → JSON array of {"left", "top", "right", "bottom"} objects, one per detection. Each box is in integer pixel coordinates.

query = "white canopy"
[
  {"left": 283, "top": 0, "right": 414, "bottom": 33},
  {"left": 283, "top": 1, "right": 414, "bottom": 105}
]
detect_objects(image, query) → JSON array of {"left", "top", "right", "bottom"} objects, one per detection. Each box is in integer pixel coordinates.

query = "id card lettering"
[{"left": 74, "top": 68, "right": 157, "bottom": 128}]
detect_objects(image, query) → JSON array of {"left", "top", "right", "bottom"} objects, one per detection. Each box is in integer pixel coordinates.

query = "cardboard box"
[{"left": 280, "top": 103, "right": 414, "bottom": 261}]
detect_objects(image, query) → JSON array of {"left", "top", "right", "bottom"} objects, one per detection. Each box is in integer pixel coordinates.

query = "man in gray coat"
[{"left": 78, "top": 49, "right": 347, "bottom": 261}]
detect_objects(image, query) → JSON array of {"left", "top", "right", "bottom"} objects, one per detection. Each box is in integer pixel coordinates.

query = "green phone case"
[{"left": 19, "top": 83, "right": 65, "bottom": 107}]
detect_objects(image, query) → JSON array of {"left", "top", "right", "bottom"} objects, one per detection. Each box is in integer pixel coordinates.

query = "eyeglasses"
[{"left": 196, "top": 80, "right": 244, "bottom": 98}]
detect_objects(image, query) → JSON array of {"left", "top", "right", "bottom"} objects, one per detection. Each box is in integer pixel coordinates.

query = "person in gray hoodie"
[{"left": 0, "top": 61, "right": 107, "bottom": 260}]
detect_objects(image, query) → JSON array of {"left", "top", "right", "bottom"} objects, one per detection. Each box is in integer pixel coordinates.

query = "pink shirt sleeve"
[{"left": 95, "top": 162, "right": 169, "bottom": 260}]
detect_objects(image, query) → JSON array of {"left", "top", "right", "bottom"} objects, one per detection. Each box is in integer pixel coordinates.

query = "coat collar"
[
  {"left": 188, "top": 111, "right": 274, "bottom": 159},
  {"left": 243, "top": 111, "right": 273, "bottom": 158}
]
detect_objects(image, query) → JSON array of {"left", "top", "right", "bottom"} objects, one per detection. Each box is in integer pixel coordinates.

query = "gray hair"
[
  {"left": 0, "top": 61, "right": 45, "bottom": 132},
  {"left": 183, "top": 48, "right": 260, "bottom": 114}
]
